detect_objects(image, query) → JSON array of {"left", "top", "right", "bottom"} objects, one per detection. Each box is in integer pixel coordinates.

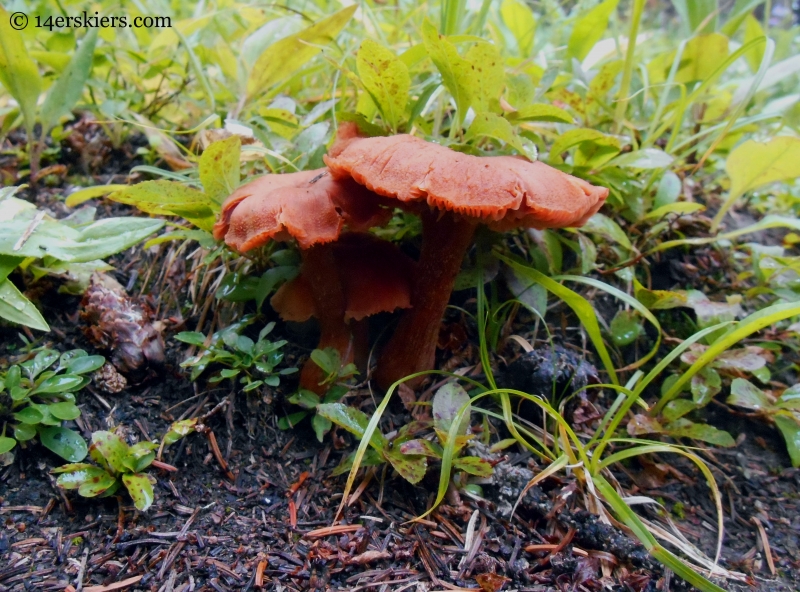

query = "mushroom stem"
[
  {"left": 298, "top": 244, "right": 353, "bottom": 394},
  {"left": 375, "top": 211, "right": 477, "bottom": 390}
]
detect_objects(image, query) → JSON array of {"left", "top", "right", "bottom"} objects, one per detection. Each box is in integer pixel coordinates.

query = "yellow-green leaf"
[
  {"left": 246, "top": 5, "right": 357, "bottom": 99},
  {"left": 65, "top": 185, "right": 128, "bottom": 208},
  {"left": 549, "top": 128, "right": 620, "bottom": 166},
  {"left": 743, "top": 14, "right": 766, "bottom": 72},
  {"left": 500, "top": 0, "right": 536, "bottom": 56},
  {"left": 356, "top": 40, "right": 410, "bottom": 132},
  {"left": 199, "top": 136, "right": 241, "bottom": 206},
  {"left": 106, "top": 181, "right": 216, "bottom": 231},
  {"left": 727, "top": 136, "right": 800, "bottom": 200},
  {"left": 507, "top": 103, "right": 574, "bottom": 124},
  {"left": 465, "top": 112, "right": 529, "bottom": 157},
  {"left": 0, "top": 6, "right": 43, "bottom": 133},
  {"left": 40, "top": 29, "right": 98, "bottom": 135},
  {"left": 675, "top": 33, "right": 730, "bottom": 83},
  {"left": 567, "top": 0, "right": 620, "bottom": 62},
  {"left": 463, "top": 42, "right": 504, "bottom": 114}
]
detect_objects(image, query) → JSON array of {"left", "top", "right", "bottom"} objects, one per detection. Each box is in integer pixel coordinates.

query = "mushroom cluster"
[{"left": 214, "top": 124, "right": 608, "bottom": 392}]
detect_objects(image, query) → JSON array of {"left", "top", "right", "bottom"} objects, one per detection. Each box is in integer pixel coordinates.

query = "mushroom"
[
  {"left": 324, "top": 125, "right": 609, "bottom": 389},
  {"left": 271, "top": 232, "right": 415, "bottom": 380},
  {"left": 212, "top": 169, "right": 391, "bottom": 393}
]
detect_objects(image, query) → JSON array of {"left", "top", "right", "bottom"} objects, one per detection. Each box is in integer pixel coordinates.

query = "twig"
[{"left": 752, "top": 517, "right": 776, "bottom": 576}]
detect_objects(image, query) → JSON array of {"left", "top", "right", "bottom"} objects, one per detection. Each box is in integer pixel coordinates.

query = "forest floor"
[{"left": 1, "top": 123, "right": 799, "bottom": 592}]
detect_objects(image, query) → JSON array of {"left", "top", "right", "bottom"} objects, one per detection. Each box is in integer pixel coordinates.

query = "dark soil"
[{"left": 1, "top": 120, "right": 799, "bottom": 592}]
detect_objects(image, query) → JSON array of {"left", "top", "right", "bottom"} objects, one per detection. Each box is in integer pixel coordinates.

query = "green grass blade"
[
  {"left": 501, "top": 257, "right": 619, "bottom": 385},
  {"left": 655, "top": 301, "right": 800, "bottom": 414},
  {"left": 598, "top": 444, "right": 724, "bottom": 562},
  {"left": 556, "top": 275, "right": 662, "bottom": 370},
  {"left": 614, "top": 0, "right": 645, "bottom": 133},
  {"left": 593, "top": 475, "right": 726, "bottom": 592}
]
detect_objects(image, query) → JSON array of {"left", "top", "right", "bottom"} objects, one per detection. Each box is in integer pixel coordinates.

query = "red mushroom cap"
[
  {"left": 324, "top": 133, "right": 608, "bottom": 230},
  {"left": 213, "top": 169, "right": 391, "bottom": 252},
  {"left": 271, "top": 233, "right": 414, "bottom": 323}
]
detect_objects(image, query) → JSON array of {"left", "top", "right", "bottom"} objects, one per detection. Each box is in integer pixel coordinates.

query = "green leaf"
[
  {"left": 32, "top": 374, "right": 84, "bottom": 394},
  {"left": 742, "top": 14, "right": 766, "bottom": 72},
  {"left": 174, "top": 331, "right": 207, "bottom": 346},
  {"left": 90, "top": 431, "right": 129, "bottom": 473},
  {"left": 0, "top": 279, "right": 49, "bottom": 331},
  {"left": 463, "top": 42, "right": 504, "bottom": 114},
  {"left": 256, "top": 266, "right": 298, "bottom": 309},
  {"left": 287, "top": 389, "right": 320, "bottom": 410},
  {"left": 691, "top": 366, "right": 721, "bottom": 406},
  {"left": 162, "top": 418, "right": 198, "bottom": 446},
  {"left": 567, "top": 0, "right": 620, "bottom": 62},
  {"left": 199, "top": 136, "right": 241, "bottom": 205},
  {"left": 39, "top": 29, "right": 98, "bottom": 135},
  {"left": 0, "top": 254, "right": 23, "bottom": 283},
  {"left": 500, "top": 0, "right": 536, "bottom": 56},
  {"left": 126, "top": 442, "right": 157, "bottom": 472},
  {"left": 432, "top": 383, "right": 471, "bottom": 435},
  {"left": 0, "top": 436, "right": 16, "bottom": 454},
  {"left": 316, "top": 403, "right": 388, "bottom": 451},
  {"left": 774, "top": 415, "right": 800, "bottom": 467},
  {"left": 665, "top": 419, "right": 735, "bottom": 447},
  {"left": 465, "top": 112, "right": 530, "bottom": 157},
  {"left": 13, "top": 406, "right": 43, "bottom": 425},
  {"left": 39, "top": 427, "right": 88, "bottom": 462},
  {"left": 384, "top": 448, "right": 427, "bottom": 484},
  {"left": 310, "top": 347, "right": 340, "bottom": 377},
  {"left": 727, "top": 378, "right": 772, "bottom": 411},
  {"left": 653, "top": 171, "right": 682, "bottom": 209},
  {"left": 549, "top": 128, "right": 620, "bottom": 166},
  {"left": 453, "top": 456, "right": 493, "bottom": 477},
  {"left": 122, "top": 473, "right": 155, "bottom": 512},
  {"left": 332, "top": 448, "right": 383, "bottom": 476},
  {"left": 608, "top": 148, "right": 674, "bottom": 170},
  {"left": 78, "top": 470, "right": 117, "bottom": 497},
  {"left": 398, "top": 439, "right": 442, "bottom": 458},
  {"left": 105, "top": 181, "right": 215, "bottom": 231},
  {"left": 610, "top": 310, "right": 644, "bottom": 346},
  {"left": 53, "top": 463, "right": 106, "bottom": 490},
  {"left": 311, "top": 414, "right": 332, "bottom": 443},
  {"left": 634, "top": 281, "right": 689, "bottom": 310},
  {"left": 422, "top": 21, "right": 473, "bottom": 129},
  {"left": 726, "top": 136, "right": 800, "bottom": 202},
  {"left": 507, "top": 103, "right": 573, "bottom": 124},
  {"left": 670, "top": 0, "right": 718, "bottom": 34},
  {"left": 277, "top": 411, "right": 308, "bottom": 430},
  {"left": 49, "top": 402, "right": 81, "bottom": 421},
  {"left": 65, "top": 185, "right": 128, "bottom": 208},
  {"left": 55, "top": 218, "right": 165, "bottom": 263},
  {"left": 357, "top": 40, "right": 410, "bottom": 132},
  {"left": 662, "top": 399, "right": 698, "bottom": 422},
  {"left": 14, "top": 424, "right": 36, "bottom": 442},
  {"left": 66, "top": 355, "right": 105, "bottom": 375},
  {"left": 422, "top": 21, "right": 503, "bottom": 128},
  {"left": 778, "top": 386, "right": 800, "bottom": 412},
  {"left": 674, "top": 33, "right": 729, "bottom": 83},
  {"left": 247, "top": 5, "right": 357, "bottom": 99},
  {"left": 0, "top": 6, "right": 42, "bottom": 134},
  {"left": 580, "top": 213, "right": 632, "bottom": 251}
]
